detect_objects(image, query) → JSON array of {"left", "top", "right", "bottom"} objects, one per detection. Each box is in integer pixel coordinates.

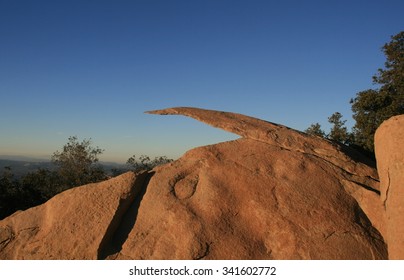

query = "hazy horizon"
[{"left": 1, "top": 0, "right": 403, "bottom": 162}]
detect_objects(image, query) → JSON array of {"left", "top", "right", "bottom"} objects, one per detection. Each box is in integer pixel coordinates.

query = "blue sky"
[{"left": 1, "top": 0, "right": 403, "bottom": 162}]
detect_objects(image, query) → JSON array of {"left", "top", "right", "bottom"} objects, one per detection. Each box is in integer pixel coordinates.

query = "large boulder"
[
  {"left": 114, "top": 138, "right": 386, "bottom": 259},
  {"left": 0, "top": 171, "right": 150, "bottom": 259},
  {"left": 0, "top": 107, "right": 388, "bottom": 259},
  {"left": 375, "top": 115, "right": 404, "bottom": 259},
  {"left": 146, "top": 107, "right": 384, "bottom": 236}
]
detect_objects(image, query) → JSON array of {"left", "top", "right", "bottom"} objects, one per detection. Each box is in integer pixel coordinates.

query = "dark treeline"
[
  {"left": 305, "top": 31, "right": 404, "bottom": 157},
  {"left": 0, "top": 136, "right": 172, "bottom": 220}
]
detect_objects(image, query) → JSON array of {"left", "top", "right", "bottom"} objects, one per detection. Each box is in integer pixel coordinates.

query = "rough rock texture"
[
  {"left": 114, "top": 139, "right": 386, "bottom": 260},
  {"left": 375, "top": 115, "right": 404, "bottom": 259},
  {"left": 0, "top": 107, "right": 388, "bottom": 259},
  {"left": 146, "top": 107, "right": 384, "bottom": 236},
  {"left": 0, "top": 171, "right": 151, "bottom": 259}
]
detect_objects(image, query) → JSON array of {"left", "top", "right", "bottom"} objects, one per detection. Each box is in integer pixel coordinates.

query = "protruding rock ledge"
[
  {"left": 146, "top": 107, "right": 377, "bottom": 177},
  {"left": 1, "top": 107, "right": 392, "bottom": 260},
  {"left": 147, "top": 107, "right": 383, "bottom": 233}
]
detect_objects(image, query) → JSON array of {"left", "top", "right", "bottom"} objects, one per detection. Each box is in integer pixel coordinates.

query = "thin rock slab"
[{"left": 146, "top": 107, "right": 384, "bottom": 237}]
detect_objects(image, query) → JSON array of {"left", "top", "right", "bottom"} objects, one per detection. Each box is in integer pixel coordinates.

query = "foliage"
[
  {"left": 126, "top": 155, "right": 173, "bottom": 171},
  {"left": 304, "top": 31, "right": 403, "bottom": 154},
  {"left": 350, "top": 31, "right": 404, "bottom": 152},
  {"left": 0, "top": 136, "right": 174, "bottom": 220},
  {"left": 0, "top": 167, "right": 38, "bottom": 220},
  {"left": 51, "top": 136, "right": 106, "bottom": 188},
  {"left": 21, "top": 168, "right": 61, "bottom": 201},
  {"left": 0, "top": 136, "right": 108, "bottom": 219},
  {"left": 0, "top": 167, "right": 18, "bottom": 218},
  {"left": 327, "top": 112, "right": 351, "bottom": 144},
  {"left": 304, "top": 123, "right": 326, "bottom": 137},
  {"left": 305, "top": 112, "right": 351, "bottom": 144}
]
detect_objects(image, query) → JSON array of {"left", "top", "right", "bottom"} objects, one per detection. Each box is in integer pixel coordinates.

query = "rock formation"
[
  {"left": 0, "top": 107, "right": 391, "bottom": 259},
  {"left": 375, "top": 115, "right": 404, "bottom": 259},
  {"left": 0, "top": 171, "right": 151, "bottom": 259},
  {"left": 146, "top": 107, "right": 384, "bottom": 236}
]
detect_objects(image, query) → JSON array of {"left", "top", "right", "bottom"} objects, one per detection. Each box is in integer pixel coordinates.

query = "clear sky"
[{"left": 1, "top": 0, "right": 403, "bottom": 163}]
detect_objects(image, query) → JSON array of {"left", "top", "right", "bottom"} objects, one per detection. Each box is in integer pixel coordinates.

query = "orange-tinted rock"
[
  {"left": 0, "top": 171, "right": 150, "bottom": 259},
  {"left": 0, "top": 107, "right": 388, "bottom": 260},
  {"left": 147, "top": 107, "right": 384, "bottom": 235},
  {"left": 375, "top": 115, "right": 404, "bottom": 259},
  {"left": 114, "top": 138, "right": 386, "bottom": 259}
]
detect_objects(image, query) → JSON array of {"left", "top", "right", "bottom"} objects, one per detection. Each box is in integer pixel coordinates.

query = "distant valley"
[
  {"left": 0, "top": 159, "right": 55, "bottom": 179},
  {"left": 0, "top": 156, "right": 126, "bottom": 179}
]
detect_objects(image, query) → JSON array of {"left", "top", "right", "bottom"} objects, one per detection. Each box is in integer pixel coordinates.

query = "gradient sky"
[{"left": 1, "top": 0, "right": 403, "bottom": 163}]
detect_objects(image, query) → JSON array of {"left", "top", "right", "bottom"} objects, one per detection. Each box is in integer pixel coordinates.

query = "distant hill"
[
  {"left": 0, "top": 157, "right": 126, "bottom": 179},
  {"left": 0, "top": 155, "right": 50, "bottom": 162},
  {"left": 0, "top": 159, "right": 56, "bottom": 179}
]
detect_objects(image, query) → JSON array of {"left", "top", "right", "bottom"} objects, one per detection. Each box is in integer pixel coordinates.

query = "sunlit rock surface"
[{"left": 0, "top": 107, "right": 391, "bottom": 259}]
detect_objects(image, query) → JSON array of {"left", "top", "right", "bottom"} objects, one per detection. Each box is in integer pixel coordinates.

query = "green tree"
[
  {"left": 304, "top": 122, "right": 326, "bottom": 137},
  {"left": 21, "top": 168, "right": 60, "bottom": 201},
  {"left": 351, "top": 31, "right": 404, "bottom": 152},
  {"left": 52, "top": 136, "right": 106, "bottom": 188},
  {"left": 0, "top": 167, "right": 17, "bottom": 218},
  {"left": 327, "top": 112, "right": 351, "bottom": 144},
  {"left": 1, "top": 137, "right": 109, "bottom": 219},
  {"left": 0, "top": 167, "right": 35, "bottom": 219},
  {"left": 126, "top": 155, "right": 173, "bottom": 171}
]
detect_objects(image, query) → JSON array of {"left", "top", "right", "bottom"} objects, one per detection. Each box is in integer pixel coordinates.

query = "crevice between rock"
[
  {"left": 383, "top": 168, "right": 391, "bottom": 210},
  {"left": 97, "top": 171, "right": 155, "bottom": 260},
  {"left": 195, "top": 242, "right": 211, "bottom": 260}
]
